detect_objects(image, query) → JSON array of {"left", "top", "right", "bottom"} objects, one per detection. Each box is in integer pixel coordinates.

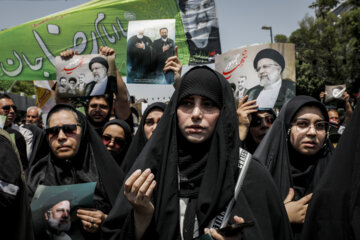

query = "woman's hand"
[
  {"left": 283, "top": 188, "right": 312, "bottom": 224},
  {"left": 77, "top": 208, "right": 107, "bottom": 233},
  {"left": 236, "top": 95, "right": 258, "bottom": 141},
  {"left": 124, "top": 169, "right": 157, "bottom": 240},
  {"left": 164, "top": 46, "right": 182, "bottom": 88},
  {"left": 204, "top": 216, "right": 245, "bottom": 240}
]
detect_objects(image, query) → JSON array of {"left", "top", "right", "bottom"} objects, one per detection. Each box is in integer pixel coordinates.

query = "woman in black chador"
[
  {"left": 101, "top": 66, "right": 292, "bottom": 240},
  {"left": 253, "top": 95, "right": 333, "bottom": 239},
  {"left": 26, "top": 104, "right": 124, "bottom": 239},
  {"left": 301, "top": 102, "right": 360, "bottom": 240},
  {"left": 120, "top": 102, "right": 167, "bottom": 175}
]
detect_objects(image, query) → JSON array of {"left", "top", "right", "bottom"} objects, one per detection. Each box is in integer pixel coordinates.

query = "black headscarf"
[
  {"left": 22, "top": 124, "right": 49, "bottom": 168},
  {"left": 102, "top": 119, "right": 132, "bottom": 166},
  {"left": 301, "top": 103, "right": 360, "bottom": 240},
  {"left": 254, "top": 95, "right": 333, "bottom": 201},
  {"left": 0, "top": 129, "right": 34, "bottom": 240},
  {"left": 26, "top": 104, "right": 124, "bottom": 214},
  {"left": 120, "top": 102, "right": 167, "bottom": 175},
  {"left": 102, "top": 66, "right": 292, "bottom": 240}
]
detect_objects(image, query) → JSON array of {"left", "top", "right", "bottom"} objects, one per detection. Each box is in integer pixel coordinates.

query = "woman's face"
[
  {"left": 102, "top": 124, "right": 126, "bottom": 158},
  {"left": 290, "top": 106, "right": 327, "bottom": 156},
  {"left": 47, "top": 110, "right": 82, "bottom": 160},
  {"left": 143, "top": 108, "right": 164, "bottom": 140},
  {"left": 177, "top": 95, "right": 220, "bottom": 144}
]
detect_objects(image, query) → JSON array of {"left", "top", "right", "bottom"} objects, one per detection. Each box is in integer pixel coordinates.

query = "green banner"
[{"left": 0, "top": 0, "right": 189, "bottom": 81}]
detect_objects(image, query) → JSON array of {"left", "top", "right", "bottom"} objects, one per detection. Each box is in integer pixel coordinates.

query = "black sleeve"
[{"left": 14, "top": 131, "right": 29, "bottom": 170}]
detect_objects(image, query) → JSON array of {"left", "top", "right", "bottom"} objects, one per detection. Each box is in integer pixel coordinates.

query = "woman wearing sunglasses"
[
  {"left": 26, "top": 104, "right": 124, "bottom": 239},
  {"left": 237, "top": 95, "right": 276, "bottom": 154},
  {"left": 101, "top": 119, "right": 132, "bottom": 166},
  {"left": 253, "top": 95, "right": 334, "bottom": 239}
]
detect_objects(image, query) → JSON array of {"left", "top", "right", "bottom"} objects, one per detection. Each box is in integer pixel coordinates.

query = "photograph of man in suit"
[
  {"left": 245, "top": 48, "right": 295, "bottom": 109},
  {"left": 153, "top": 27, "right": 174, "bottom": 83},
  {"left": 84, "top": 57, "right": 110, "bottom": 96}
]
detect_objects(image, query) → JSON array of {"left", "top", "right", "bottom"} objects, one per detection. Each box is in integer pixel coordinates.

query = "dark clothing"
[
  {"left": 253, "top": 95, "right": 333, "bottom": 239},
  {"left": 0, "top": 129, "right": 34, "bottom": 240},
  {"left": 84, "top": 76, "right": 117, "bottom": 96},
  {"left": 102, "top": 66, "right": 292, "bottom": 240},
  {"left": 22, "top": 124, "right": 48, "bottom": 167},
  {"left": 301, "top": 103, "right": 360, "bottom": 240},
  {"left": 245, "top": 79, "right": 296, "bottom": 110},
  {"left": 26, "top": 104, "right": 124, "bottom": 239},
  {"left": 127, "top": 35, "right": 153, "bottom": 82},
  {"left": 4, "top": 126, "right": 28, "bottom": 170},
  {"left": 187, "top": 27, "right": 221, "bottom": 64},
  {"left": 153, "top": 38, "right": 174, "bottom": 72},
  {"left": 120, "top": 102, "right": 167, "bottom": 175}
]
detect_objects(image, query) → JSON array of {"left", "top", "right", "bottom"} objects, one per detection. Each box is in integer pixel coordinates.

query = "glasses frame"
[
  {"left": 46, "top": 124, "right": 81, "bottom": 138},
  {"left": 101, "top": 135, "right": 126, "bottom": 149},
  {"left": 291, "top": 119, "right": 329, "bottom": 133}
]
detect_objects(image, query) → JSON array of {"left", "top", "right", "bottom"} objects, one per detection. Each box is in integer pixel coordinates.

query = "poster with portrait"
[
  {"left": 55, "top": 54, "right": 117, "bottom": 98},
  {"left": 30, "top": 182, "right": 96, "bottom": 240},
  {"left": 215, "top": 43, "right": 296, "bottom": 110},
  {"left": 178, "top": 0, "right": 221, "bottom": 64},
  {"left": 325, "top": 84, "right": 346, "bottom": 103},
  {"left": 126, "top": 19, "right": 176, "bottom": 85}
]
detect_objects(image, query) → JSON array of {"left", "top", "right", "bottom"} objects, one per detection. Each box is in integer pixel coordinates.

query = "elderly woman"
[
  {"left": 26, "top": 104, "right": 124, "bottom": 239},
  {"left": 253, "top": 95, "right": 333, "bottom": 239},
  {"left": 101, "top": 119, "right": 132, "bottom": 166},
  {"left": 102, "top": 66, "right": 292, "bottom": 240}
]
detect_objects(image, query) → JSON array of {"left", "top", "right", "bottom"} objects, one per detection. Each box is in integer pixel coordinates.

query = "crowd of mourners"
[{"left": 1, "top": 46, "right": 359, "bottom": 240}]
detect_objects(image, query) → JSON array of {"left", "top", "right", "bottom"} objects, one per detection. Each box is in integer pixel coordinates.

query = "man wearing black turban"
[
  {"left": 84, "top": 56, "right": 116, "bottom": 96},
  {"left": 245, "top": 48, "right": 295, "bottom": 110}
]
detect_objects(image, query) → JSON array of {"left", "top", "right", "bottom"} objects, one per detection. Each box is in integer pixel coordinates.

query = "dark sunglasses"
[
  {"left": 46, "top": 124, "right": 81, "bottom": 137},
  {"left": 101, "top": 135, "right": 126, "bottom": 149},
  {"left": 250, "top": 115, "right": 275, "bottom": 127},
  {"left": 2, "top": 105, "right": 17, "bottom": 112}
]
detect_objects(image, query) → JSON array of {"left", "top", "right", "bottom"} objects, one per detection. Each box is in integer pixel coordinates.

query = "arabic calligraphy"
[
  {"left": 0, "top": 12, "right": 128, "bottom": 79},
  {"left": 222, "top": 50, "right": 248, "bottom": 80}
]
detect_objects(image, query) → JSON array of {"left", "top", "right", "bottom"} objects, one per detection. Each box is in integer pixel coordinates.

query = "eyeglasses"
[
  {"left": 46, "top": 124, "right": 81, "bottom": 137},
  {"left": 250, "top": 115, "right": 275, "bottom": 127},
  {"left": 101, "top": 135, "right": 126, "bottom": 149},
  {"left": 1, "top": 105, "right": 17, "bottom": 112},
  {"left": 291, "top": 119, "right": 329, "bottom": 132}
]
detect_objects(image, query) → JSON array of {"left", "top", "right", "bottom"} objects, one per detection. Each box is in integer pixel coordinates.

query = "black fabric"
[
  {"left": 178, "top": 67, "right": 222, "bottom": 108},
  {"left": 301, "top": 103, "right": 360, "bottom": 240},
  {"left": 26, "top": 104, "right": 124, "bottom": 216},
  {"left": 102, "top": 119, "right": 132, "bottom": 166},
  {"left": 89, "top": 57, "right": 109, "bottom": 71},
  {"left": 101, "top": 66, "right": 292, "bottom": 240},
  {"left": 0, "top": 129, "right": 34, "bottom": 240},
  {"left": 22, "top": 124, "right": 49, "bottom": 167},
  {"left": 253, "top": 48, "right": 285, "bottom": 71},
  {"left": 253, "top": 95, "right": 333, "bottom": 238},
  {"left": 4, "top": 126, "right": 28, "bottom": 170},
  {"left": 120, "top": 102, "right": 167, "bottom": 175}
]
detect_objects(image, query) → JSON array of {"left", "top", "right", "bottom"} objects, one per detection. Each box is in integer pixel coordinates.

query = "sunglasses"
[
  {"left": 101, "top": 135, "right": 126, "bottom": 149},
  {"left": 46, "top": 124, "right": 81, "bottom": 137},
  {"left": 250, "top": 115, "right": 275, "bottom": 127},
  {"left": 2, "top": 105, "right": 17, "bottom": 112}
]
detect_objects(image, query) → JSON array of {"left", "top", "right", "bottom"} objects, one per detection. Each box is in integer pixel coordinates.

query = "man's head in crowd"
[
  {"left": 0, "top": 94, "right": 16, "bottom": 128},
  {"left": 89, "top": 57, "right": 108, "bottom": 83},
  {"left": 160, "top": 28, "right": 168, "bottom": 40},
  {"left": 249, "top": 109, "right": 276, "bottom": 144},
  {"left": 328, "top": 108, "right": 340, "bottom": 125},
  {"left": 68, "top": 78, "right": 77, "bottom": 89},
  {"left": 87, "top": 95, "right": 113, "bottom": 130},
  {"left": 254, "top": 48, "right": 284, "bottom": 89},
  {"left": 26, "top": 106, "right": 42, "bottom": 125}
]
